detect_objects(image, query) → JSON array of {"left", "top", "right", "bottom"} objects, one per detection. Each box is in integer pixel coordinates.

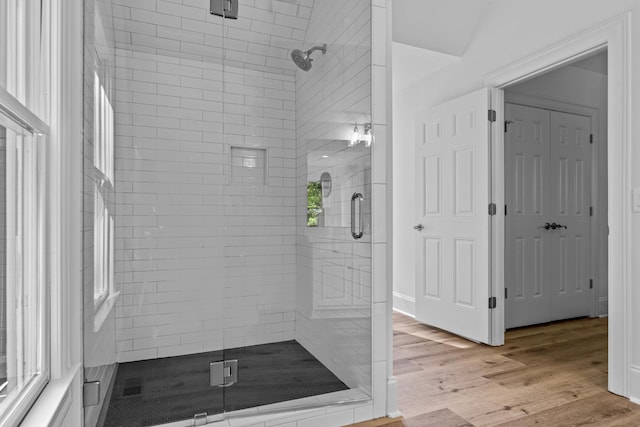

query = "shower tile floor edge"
[{"left": 102, "top": 340, "right": 350, "bottom": 427}]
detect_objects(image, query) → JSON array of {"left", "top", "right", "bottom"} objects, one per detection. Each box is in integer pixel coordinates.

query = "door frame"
[
  {"left": 503, "top": 93, "right": 602, "bottom": 319},
  {"left": 483, "top": 13, "right": 631, "bottom": 397}
]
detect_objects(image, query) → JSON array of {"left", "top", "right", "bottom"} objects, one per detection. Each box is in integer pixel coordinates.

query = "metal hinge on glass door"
[
  {"left": 210, "top": 360, "right": 238, "bottom": 387},
  {"left": 83, "top": 381, "right": 101, "bottom": 407},
  {"left": 210, "top": 0, "right": 239, "bottom": 19}
]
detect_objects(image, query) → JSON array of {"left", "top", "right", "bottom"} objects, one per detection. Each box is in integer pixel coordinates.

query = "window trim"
[
  {"left": 0, "top": 87, "right": 51, "bottom": 427},
  {"left": 0, "top": 89, "right": 49, "bottom": 137},
  {"left": 18, "top": 0, "right": 84, "bottom": 423}
]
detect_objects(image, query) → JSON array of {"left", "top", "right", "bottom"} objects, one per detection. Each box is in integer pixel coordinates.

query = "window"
[
  {"left": 93, "top": 70, "right": 114, "bottom": 308},
  {"left": 0, "top": 0, "right": 51, "bottom": 425}
]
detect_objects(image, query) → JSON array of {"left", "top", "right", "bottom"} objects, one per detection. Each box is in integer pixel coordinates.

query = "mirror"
[{"left": 306, "top": 138, "right": 370, "bottom": 228}]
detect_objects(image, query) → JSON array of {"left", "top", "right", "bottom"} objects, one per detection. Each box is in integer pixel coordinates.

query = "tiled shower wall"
[
  {"left": 112, "top": 0, "right": 312, "bottom": 362},
  {"left": 294, "top": 0, "right": 372, "bottom": 391}
]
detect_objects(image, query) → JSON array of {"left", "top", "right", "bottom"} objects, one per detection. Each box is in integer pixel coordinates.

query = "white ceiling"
[
  {"left": 569, "top": 51, "right": 608, "bottom": 75},
  {"left": 392, "top": 0, "right": 495, "bottom": 56},
  {"left": 392, "top": 42, "right": 460, "bottom": 94}
]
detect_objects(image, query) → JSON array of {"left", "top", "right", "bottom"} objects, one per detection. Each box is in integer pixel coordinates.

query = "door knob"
[
  {"left": 413, "top": 224, "right": 424, "bottom": 231},
  {"left": 541, "top": 222, "right": 568, "bottom": 230}
]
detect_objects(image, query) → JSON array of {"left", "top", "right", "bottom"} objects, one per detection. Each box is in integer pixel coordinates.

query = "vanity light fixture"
[
  {"left": 348, "top": 123, "right": 373, "bottom": 148},
  {"left": 349, "top": 123, "right": 360, "bottom": 147},
  {"left": 363, "top": 123, "right": 372, "bottom": 147}
]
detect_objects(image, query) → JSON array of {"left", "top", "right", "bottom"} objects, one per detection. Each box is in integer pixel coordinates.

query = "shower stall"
[{"left": 82, "top": 0, "right": 373, "bottom": 425}]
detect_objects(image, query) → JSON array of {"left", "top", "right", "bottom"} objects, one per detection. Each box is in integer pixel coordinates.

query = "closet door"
[
  {"left": 505, "top": 103, "right": 592, "bottom": 328},
  {"left": 504, "top": 104, "right": 552, "bottom": 328},
  {"left": 548, "top": 111, "right": 592, "bottom": 320}
]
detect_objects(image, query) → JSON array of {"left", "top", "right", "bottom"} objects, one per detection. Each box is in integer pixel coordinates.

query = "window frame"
[
  {"left": 0, "top": 0, "right": 53, "bottom": 423},
  {"left": 0, "top": 87, "right": 50, "bottom": 427}
]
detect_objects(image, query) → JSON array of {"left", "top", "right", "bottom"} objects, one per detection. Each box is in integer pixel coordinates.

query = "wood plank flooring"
[{"left": 347, "top": 312, "right": 640, "bottom": 427}]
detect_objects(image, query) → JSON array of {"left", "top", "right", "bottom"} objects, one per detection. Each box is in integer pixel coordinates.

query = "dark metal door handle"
[
  {"left": 351, "top": 192, "right": 364, "bottom": 239},
  {"left": 542, "top": 222, "right": 568, "bottom": 230}
]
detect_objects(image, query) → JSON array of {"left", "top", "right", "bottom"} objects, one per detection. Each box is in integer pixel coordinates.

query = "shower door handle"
[{"left": 351, "top": 192, "right": 364, "bottom": 240}]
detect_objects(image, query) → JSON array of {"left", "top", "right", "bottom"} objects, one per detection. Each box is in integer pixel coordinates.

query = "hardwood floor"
[{"left": 347, "top": 312, "right": 640, "bottom": 426}]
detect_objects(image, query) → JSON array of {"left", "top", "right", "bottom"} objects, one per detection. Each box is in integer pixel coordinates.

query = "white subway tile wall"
[
  {"left": 109, "top": 0, "right": 383, "bottom": 421},
  {"left": 78, "top": 0, "right": 393, "bottom": 424},
  {"left": 113, "top": 0, "right": 312, "bottom": 362},
  {"left": 294, "top": 0, "right": 372, "bottom": 392}
]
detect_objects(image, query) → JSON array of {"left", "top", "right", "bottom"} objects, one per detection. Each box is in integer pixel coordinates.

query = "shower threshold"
[{"left": 101, "top": 340, "right": 350, "bottom": 427}]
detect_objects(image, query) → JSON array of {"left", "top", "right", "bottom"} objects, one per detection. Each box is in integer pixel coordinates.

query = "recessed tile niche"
[{"left": 230, "top": 146, "right": 267, "bottom": 185}]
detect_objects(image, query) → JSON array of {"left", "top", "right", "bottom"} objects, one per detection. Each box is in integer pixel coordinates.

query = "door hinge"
[
  {"left": 210, "top": 360, "right": 238, "bottom": 387},
  {"left": 590, "top": 134, "right": 594, "bottom": 144},
  {"left": 590, "top": 279, "right": 594, "bottom": 289},
  {"left": 488, "top": 109, "right": 497, "bottom": 122},
  {"left": 489, "top": 296, "right": 497, "bottom": 309},
  {"left": 505, "top": 120, "right": 514, "bottom": 132},
  {"left": 489, "top": 203, "right": 497, "bottom": 216},
  {"left": 83, "top": 381, "right": 101, "bottom": 407},
  {"left": 505, "top": 288, "right": 508, "bottom": 299},
  {"left": 590, "top": 206, "right": 593, "bottom": 216},
  {"left": 505, "top": 205, "right": 508, "bottom": 216}
]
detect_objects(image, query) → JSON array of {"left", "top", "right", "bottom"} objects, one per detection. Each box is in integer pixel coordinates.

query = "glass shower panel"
[
  {"left": 87, "top": 0, "right": 228, "bottom": 425},
  {"left": 82, "top": 0, "right": 119, "bottom": 425},
  {"left": 221, "top": 0, "right": 372, "bottom": 415},
  {"left": 293, "top": 0, "right": 373, "bottom": 406},
  {"left": 219, "top": 0, "right": 304, "bottom": 412}
]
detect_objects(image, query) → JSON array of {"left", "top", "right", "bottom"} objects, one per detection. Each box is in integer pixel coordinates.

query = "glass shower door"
[
  {"left": 83, "top": 0, "right": 228, "bottom": 425},
  {"left": 218, "top": 0, "right": 373, "bottom": 416}
]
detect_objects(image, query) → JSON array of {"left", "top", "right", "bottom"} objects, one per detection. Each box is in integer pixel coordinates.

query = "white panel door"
[
  {"left": 414, "top": 88, "right": 494, "bottom": 344},
  {"left": 505, "top": 104, "right": 591, "bottom": 328},
  {"left": 504, "top": 104, "right": 553, "bottom": 327},
  {"left": 549, "top": 111, "right": 592, "bottom": 320}
]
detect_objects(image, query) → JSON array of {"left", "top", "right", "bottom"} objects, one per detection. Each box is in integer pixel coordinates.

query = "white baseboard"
[
  {"left": 629, "top": 365, "right": 640, "bottom": 404},
  {"left": 598, "top": 297, "right": 608, "bottom": 316},
  {"left": 392, "top": 291, "right": 415, "bottom": 317},
  {"left": 386, "top": 377, "right": 399, "bottom": 417}
]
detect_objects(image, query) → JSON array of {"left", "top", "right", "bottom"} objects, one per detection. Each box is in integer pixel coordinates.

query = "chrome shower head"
[
  {"left": 291, "top": 49, "right": 312, "bottom": 71},
  {"left": 291, "top": 43, "right": 327, "bottom": 71}
]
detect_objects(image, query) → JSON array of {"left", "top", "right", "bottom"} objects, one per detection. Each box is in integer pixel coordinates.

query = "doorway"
[
  {"left": 410, "top": 14, "right": 630, "bottom": 398},
  {"left": 502, "top": 51, "right": 608, "bottom": 329},
  {"left": 485, "top": 18, "right": 631, "bottom": 397}
]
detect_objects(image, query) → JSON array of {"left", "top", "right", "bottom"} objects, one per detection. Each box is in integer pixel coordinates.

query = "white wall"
[
  {"left": 393, "top": 61, "right": 609, "bottom": 317},
  {"left": 392, "top": 2, "right": 626, "bottom": 318},
  {"left": 392, "top": 0, "right": 640, "bottom": 401}
]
